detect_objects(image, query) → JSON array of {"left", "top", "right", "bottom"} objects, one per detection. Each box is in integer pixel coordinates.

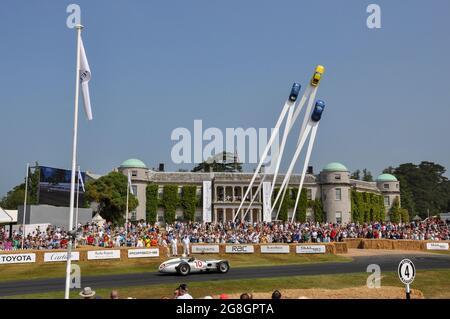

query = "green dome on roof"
[
  {"left": 120, "top": 159, "right": 147, "bottom": 169},
  {"left": 323, "top": 162, "right": 348, "bottom": 172},
  {"left": 376, "top": 173, "right": 398, "bottom": 182}
]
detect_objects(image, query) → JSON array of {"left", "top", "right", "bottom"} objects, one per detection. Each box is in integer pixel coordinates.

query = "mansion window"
[
  {"left": 335, "top": 188, "right": 342, "bottom": 201},
  {"left": 384, "top": 196, "right": 390, "bottom": 206},
  {"left": 307, "top": 188, "right": 312, "bottom": 200},
  {"left": 131, "top": 170, "right": 138, "bottom": 177},
  {"left": 384, "top": 183, "right": 389, "bottom": 189}
]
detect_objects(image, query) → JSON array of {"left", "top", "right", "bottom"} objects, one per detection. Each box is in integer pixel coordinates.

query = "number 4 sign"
[
  {"left": 398, "top": 259, "right": 416, "bottom": 284},
  {"left": 398, "top": 259, "right": 416, "bottom": 299}
]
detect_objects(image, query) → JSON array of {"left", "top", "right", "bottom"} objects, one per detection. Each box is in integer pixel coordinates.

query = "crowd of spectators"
[{"left": 1, "top": 217, "right": 449, "bottom": 251}]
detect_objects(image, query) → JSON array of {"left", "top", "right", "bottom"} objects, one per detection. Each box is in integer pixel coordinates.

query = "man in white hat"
[{"left": 80, "top": 287, "right": 96, "bottom": 299}]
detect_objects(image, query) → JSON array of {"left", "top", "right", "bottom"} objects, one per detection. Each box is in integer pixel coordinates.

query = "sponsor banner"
[
  {"left": 0, "top": 253, "right": 36, "bottom": 264},
  {"left": 426, "top": 242, "right": 449, "bottom": 251},
  {"left": 296, "top": 245, "right": 326, "bottom": 254},
  {"left": 202, "top": 181, "right": 212, "bottom": 222},
  {"left": 128, "top": 248, "right": 160, "bottom": 258},
  {"left": 260, "top": 245, "right": 290, "bottom": 254},
  {"left": 87, "top": 250, "right": 121, "bottom": 260},
  {"left": 44, "top": 252, "right": 80, "bottom": 262},
  {"left": 225, "top": 245, "right": 255, "bottom": 254},
  {"left": 192, "top": 245, "right": 219, "bottom": 254}
]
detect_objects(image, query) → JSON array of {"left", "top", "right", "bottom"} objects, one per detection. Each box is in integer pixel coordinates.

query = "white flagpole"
[
  {"left": 74, "top": 166, "right": 80, "bottom": 249},
  {"left": 65, "top": 24, "right": 83, "bottom": 300},
  {"left": 21, "top": 163, "right": 29, "bottom": 250}
]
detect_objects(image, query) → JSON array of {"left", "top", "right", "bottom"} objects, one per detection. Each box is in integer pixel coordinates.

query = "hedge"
[
  {"left": 146, "top": 184, "right": 158, "bottom": 223},
  {"left": 181, "top": 185, "right": 197, "bottom": 222}
]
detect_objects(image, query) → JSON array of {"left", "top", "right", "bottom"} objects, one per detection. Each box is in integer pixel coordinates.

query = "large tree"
[
  {"left": 0, "top": 184, "right": 26, "bottom": 209},
  {"left": 385, "top": 161, "right": 450, "bottom": 218},
  {"left": 351, "top": 169, "right": 361, "bottom": 180},
  {"left": 350, "top": 168, "right": 373, "bottom": 181},
  {"left": 85, "top": 172, "right": 138, "bottom": 224},
  {"left": 1, "top": 164, "right": 39, "bottom": 209},
  {"left": 362, "top": 169, "right": 373, "bottom": 182},
  {"left": 192, "top": 151, "right": 242, "bottom": 172}
]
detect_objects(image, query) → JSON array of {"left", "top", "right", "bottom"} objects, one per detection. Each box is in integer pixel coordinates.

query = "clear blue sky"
[{"left": 1, "top": 0, "right": 449, "bottom": 197}]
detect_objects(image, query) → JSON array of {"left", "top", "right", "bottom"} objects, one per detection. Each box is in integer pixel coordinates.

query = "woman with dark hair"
[{"left": 272, "top": 290, "right": 282, "bottom": 299}]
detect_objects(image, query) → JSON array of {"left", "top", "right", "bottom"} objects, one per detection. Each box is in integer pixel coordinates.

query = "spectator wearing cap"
[{"left": 79, "top": 287, "right": 96, "bottom": 299}]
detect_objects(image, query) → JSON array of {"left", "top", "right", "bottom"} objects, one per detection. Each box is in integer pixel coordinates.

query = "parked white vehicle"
[{"left": 158, "top": 257, "right": 230, "bottom": 276}]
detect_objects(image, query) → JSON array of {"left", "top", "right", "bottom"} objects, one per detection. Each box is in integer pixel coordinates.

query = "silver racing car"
[{"left": 158, "top": 257, "right": 230, "bottom": 276}]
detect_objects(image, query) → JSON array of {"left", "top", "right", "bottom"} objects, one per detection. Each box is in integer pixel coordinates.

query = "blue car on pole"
[
  {"left": 311, "top": 100, "right": 325, "bottom": 122},
  {"left": 289, "top": 83, "right": 301, "bottom": 102}
]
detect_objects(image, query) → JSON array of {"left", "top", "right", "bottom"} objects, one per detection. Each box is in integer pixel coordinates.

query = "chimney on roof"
[
  {"left": 159, "top": 163, "right": 165, "bottom": 172},
  {"left": 307, "top": 166, "right": 314, "bottom": 174}
]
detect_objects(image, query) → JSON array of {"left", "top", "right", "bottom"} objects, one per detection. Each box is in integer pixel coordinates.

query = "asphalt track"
[{"left": 1, "top": 253, "right": 450, "bottom": 297}]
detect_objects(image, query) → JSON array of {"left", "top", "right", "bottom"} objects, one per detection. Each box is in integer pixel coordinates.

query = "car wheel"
[
  {"left": 177, "top": 263, "right": 190, "bottom": 276},
  {"left": 217, "top": 261, "right": 229, "bottom": 273}
]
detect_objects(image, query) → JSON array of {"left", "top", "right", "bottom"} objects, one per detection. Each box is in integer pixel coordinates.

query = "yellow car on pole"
[{"left": 311, "top": 65, "right": 325, "bottom": 87}]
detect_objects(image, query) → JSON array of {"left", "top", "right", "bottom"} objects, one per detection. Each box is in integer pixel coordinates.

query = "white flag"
[
  {"left": 128, "top": 172, "right": 134, "bottom": 195},
  {"left": 78, "top": 170, "right": 86, "bottom": 192},
  {"left": 79, "top": 36, "right": 93, "bottom": 121}
]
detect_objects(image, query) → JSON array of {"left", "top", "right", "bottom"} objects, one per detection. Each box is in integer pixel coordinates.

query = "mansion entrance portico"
[
  {"left": 212, "top": 206, "right": 263, "bottom": 223},
  {"left": 212, "top": 183, "right": 263, "bottom": 223}
]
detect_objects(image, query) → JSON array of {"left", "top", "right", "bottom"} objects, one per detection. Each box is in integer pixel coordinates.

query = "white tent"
[
  {"left": 91, "top": 213, "right": 106, "bottom": 227},
  {"left": 0, "top": 207, "right": 17, "bottom": 224}
]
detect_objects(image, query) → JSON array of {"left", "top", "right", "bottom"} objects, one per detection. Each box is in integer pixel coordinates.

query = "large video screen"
[{"left": 38, "top": 166, "right": 88, "bottom": 207}]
